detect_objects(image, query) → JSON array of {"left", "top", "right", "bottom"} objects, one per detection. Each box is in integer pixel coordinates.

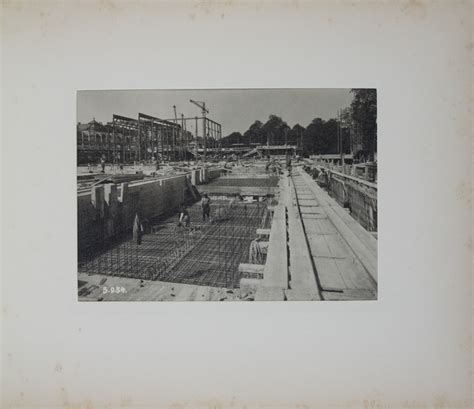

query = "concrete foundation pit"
[{"left": 78, "top": 199, "right": 271, "bottom": 288}]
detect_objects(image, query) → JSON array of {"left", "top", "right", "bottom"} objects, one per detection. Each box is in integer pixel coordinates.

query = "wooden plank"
[
  {"left": 263, "top": 205, "right": 288, "bottom": 289},
  {"left": 300, "top": 171, "right": 377, "bottom": 283},
  {"left": 301, "top": 213, "right": 327, "bottom": 219},
  {"left": 303, "top": 170, "right": 377, "bottom": 257},
  {"left": 298, "top": 199, "right": 319, "bottom": 207},
  {"left": 307, "top": 234, "right": 332, "bottom": 258},
  {"left": 300, "top": 206, "right": 324, "bottom": 215},
  {"left": 322, "top": 289, "right": 376, "bottom": 301},
  {"left": 312, "top": 257, "right": 347, "bottom": 291},
  {"left": 287, "top": 176, "right": 320, "bottom": 296},
  {"left": 239, "top": 263, "right": 265, "bottom": 274},
  {"left": 334, "top": 258, "right": 377, "bottom": 291},
  {"left": 287, "top": 208, "right": 320, "bottom": 297},
  {"left": 285, "top": 289, "right": 321, "bottom": 301},
  {"left": 326, "top": 197, "right": 377, "bottom": 257},
  {"left": 324, "top": 233, "right": 352, "bottom": 259},
  {"left": 256, "top": 228, "right": 271, "bottom": 235},
  {"left": 324, "top": 204, "right": 377, "bottom": 282},
  {"left": 303, "top": 218, "right": 336, "bottom": 235}
]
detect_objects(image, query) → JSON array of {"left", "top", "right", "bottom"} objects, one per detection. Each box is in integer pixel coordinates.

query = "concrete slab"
[
  {"left": 78, "top": 273, "right": 247, "bottom": 302},
  {"left": 255, "top": 286, "right": 285, "bottom": 301},
  {"left": 240, "top": 277, "right": 263, "bottom": 293}
]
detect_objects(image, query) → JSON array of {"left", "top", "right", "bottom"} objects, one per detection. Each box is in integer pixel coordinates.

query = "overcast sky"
[{"left": 77, "top": 89, "right": 353, "bottom": 136}]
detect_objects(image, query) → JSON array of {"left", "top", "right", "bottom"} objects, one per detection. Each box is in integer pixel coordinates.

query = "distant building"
[
  {"left": 77, "top": 119, "right": 140, "bottom": 164},
  {"left": 77, "top": 118, "right": 197, "bottom": 165}
]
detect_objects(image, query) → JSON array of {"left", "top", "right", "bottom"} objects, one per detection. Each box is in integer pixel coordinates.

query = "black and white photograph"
[
  {"left": 3, "top": 1, "right": 472, "bottom": 408},
  {"left": 77, "top": 89, "right": 378, "bottom": 301}
]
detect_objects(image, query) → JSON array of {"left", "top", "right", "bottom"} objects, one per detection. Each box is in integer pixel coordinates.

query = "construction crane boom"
[{"left": 189, "top": 99, "right": 209, "bottom": 113}]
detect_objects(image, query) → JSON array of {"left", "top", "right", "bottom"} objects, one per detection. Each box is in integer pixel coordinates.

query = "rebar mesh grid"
[{"left": 78, "top": 200, "right": 268, "bottom": 288}]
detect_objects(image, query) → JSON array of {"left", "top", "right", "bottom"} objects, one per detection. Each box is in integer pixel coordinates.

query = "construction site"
[{"left": 77, "top": 95, "right": 378, "bottom": 302}]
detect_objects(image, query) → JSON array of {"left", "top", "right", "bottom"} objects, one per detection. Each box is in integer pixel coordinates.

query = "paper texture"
[{"left": 1, "top": 1, "right": 472, "bottom": 408}]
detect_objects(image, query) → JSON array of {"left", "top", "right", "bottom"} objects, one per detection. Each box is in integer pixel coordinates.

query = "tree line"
[{"left": 221, "top": 89, "right": 377, "bottom": 160}]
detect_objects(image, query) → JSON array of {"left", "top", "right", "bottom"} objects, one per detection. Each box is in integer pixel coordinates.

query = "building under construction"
[
  {"left": 78, "top": 155, "right": 377, "bottom": 301},
  {"left": 77, "top": 108, "right": 222, "bottom": 164},
  {"left": 77, "top": 95, "right": 377, "bottom": 302}
]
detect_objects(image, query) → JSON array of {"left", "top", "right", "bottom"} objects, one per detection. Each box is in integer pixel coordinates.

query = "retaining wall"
[
  {"left": 306, "top": 166, "right": 377, "bottom": 231},
  {"left": 78, "top": 175, "right": 187, "bottom": 258},
  {"left": 327, "top": 170, "right": 377, "bottom": 231},
  {"left": 313, "top": 159, "right": 377, "bottom": 183},
  {"left": 189, "top": 167, "right": 222, "bottom": 185},
  {"left": 78, "top": 167, "right": 223, "bottom": 258}
]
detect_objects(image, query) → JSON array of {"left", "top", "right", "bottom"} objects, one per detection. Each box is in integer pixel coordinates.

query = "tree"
[
  {"left": 261, "top": 115, "right": 291, "bottom": 146},
  {"left": 222, "top": 131, "right": 243, "bottom": 147},
  {"left": 289, "top": 124, "right": 305, "bottom": 147},
  {"left": 243, "top": 120, "right": 264, "bottom": 145},
  {"left": 350, "top": 89, "right": 377, "bottom": 161}
]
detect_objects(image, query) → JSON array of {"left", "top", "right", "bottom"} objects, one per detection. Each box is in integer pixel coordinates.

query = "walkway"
[{"left": 291, "top": 169, "right": 377, "bottom": 300}]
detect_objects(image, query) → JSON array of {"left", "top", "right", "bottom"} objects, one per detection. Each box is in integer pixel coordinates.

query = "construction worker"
[
  {"left": 100, "top": 156, "right": 106, "bottom": 173},
  {"left": 317, "top": 169, "right": 328, "bottom": 188},
  {"left": 249, "top": 238, "right": 263, "bottom": 264},
  {"left": 286, "top": 154, "right": 292, "bottom": 173},
  {"left": 177, "top": 204, "right": 190, "bottom": 228},
  {"left": 132, "top": 213, "right": 144, "bottom": 245},
  {"left": 228, "top": 194, "right": 237, "bottom": 209},
  {"left": 201, "top": 193, "right": 211, "bottom": 222}
]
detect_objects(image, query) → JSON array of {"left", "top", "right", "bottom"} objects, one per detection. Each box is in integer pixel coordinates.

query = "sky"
[{"left": 77, "top": 89, "right": 353, "bottom": 136}]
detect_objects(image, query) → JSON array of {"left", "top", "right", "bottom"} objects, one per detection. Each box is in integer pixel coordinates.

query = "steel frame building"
[{"left": 77, "top": 113, "right": 222, "bottom": 164}]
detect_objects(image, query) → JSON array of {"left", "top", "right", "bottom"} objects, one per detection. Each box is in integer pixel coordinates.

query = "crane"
[{"left": 189, "top": 99, "right": 209, "bottom": 159}]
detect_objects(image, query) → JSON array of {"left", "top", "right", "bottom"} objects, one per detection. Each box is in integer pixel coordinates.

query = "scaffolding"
[
  {"left": 137, "top": 113, "right": 184, "bottom": 162},
  {"left": 111, "top": 114, "right": 140, "bottom": 163},
  {"left": 165, "top": 116, "right": 222, "bottom": 159},
  {"left": 78, "top": 110, "right": 222, "bottom": 165}
]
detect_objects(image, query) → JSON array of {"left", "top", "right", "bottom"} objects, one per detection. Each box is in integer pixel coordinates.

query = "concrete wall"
[
  {"left": 78, "top": 175, "right": 187, "bottom": 258},
  {"left": 204, "top": 167, "right": 222, "bottom": 182},
  {"left": 325, "top": 170, "right": 377, "bottom": 232},
  {"left": 78, "top": 166, "right": 224, "bottom": 259},
  {"left": 313, "top": 159, "right": 377, "bottom": 183},
  {"left": 189, "top": 167, "right": 222, "bottom": 185}
]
